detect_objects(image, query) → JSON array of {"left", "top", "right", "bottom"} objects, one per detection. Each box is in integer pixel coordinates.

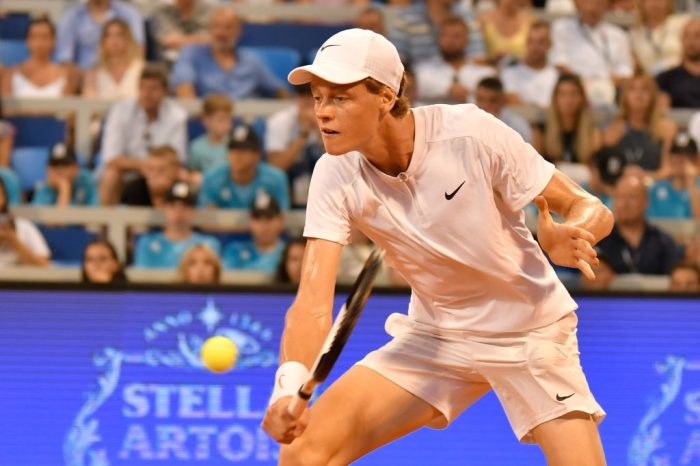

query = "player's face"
[{"left": 310, "top": 77, "right": 388, "bottom": 156}]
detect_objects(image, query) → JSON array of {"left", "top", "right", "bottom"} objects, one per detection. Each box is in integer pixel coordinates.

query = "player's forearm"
[
  {"left": 280, "top": 303, "right": 333, "bottom": 369},
  {"left": 563, "top": 196, "right": 614, "bottom": 245}
]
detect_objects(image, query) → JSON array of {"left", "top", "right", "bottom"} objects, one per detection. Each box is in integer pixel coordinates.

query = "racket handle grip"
[{"left": 288, "top": 387, "right": 312, "bottom": 418}]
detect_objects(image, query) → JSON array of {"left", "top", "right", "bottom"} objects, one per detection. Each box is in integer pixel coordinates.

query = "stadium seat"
[
  {"left": 7, "top": 116, "right": 65, "bottom": 148},
  {"left": 240, "top": 46, "right": 301, "bottom": 89},
  {"left": 0, "top": 14, "right": 30, "bottom": 40},
  {"left": 11, "top": 147, "right": 49, "bottom": 191},
  {"left": 0, "top": 168, "right": 21, "bottom": 205},
  {"left": 0, "top": 39, "right": 29, "bottom": 66},
  {"left": 39, "top": 225, "right": 99, "bottom": 266}
]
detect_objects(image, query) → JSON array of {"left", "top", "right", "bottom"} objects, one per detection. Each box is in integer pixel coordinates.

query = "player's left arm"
[{"left": 534, "top": 169, "right": 614, "bottom": 279}]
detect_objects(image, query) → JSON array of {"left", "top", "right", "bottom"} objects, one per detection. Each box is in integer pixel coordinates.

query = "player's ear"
[{"left": 378, "top": 86, "right": 396, "bottom": 115}]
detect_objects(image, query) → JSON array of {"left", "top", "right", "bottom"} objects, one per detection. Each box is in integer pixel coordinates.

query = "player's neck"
[{"left": 361, "top": 111, "right": 415, "bottom": 177}]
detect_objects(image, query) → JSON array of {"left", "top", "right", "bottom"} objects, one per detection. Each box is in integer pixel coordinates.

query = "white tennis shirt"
[{"left": 304, "top": 104, "right": 577, "bottom": 332}]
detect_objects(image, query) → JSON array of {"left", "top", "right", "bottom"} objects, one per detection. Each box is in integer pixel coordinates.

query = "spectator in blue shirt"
[
  {"left": 223, "top": 192, "right": 286, "bottom": 272},
  {"left": 134, "top": 181, "right": 220, "bottom": 269},
  {"left": 188, "top": 94, "right": 233, "bottom": 187},
  {"left": 647, "top": 133, "right": 700, "bottom": 219},
  {"left": 172, "top": 5, "right": 288, "bottom": 99},
  {"left": 33, "top": 143, "right": 99, "bottom": 206},
  {"left": 199, "top": 124, "right": 290, "bottom": 209},
  {"left": 56, "top": 0, "right": 145, "bottom": 70}
]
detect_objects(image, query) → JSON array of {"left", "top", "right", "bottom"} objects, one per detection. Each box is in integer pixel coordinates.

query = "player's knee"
[{"left": 278, "top": 438, "right": 336, "bottom": 466}]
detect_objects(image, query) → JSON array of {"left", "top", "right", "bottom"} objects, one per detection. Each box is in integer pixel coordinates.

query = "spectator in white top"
[
  {"left": 82, "top": 18, "right": 144, "bottom": 99},
  {"left": 265, "top": 84, "right": 324, "bottom": 207},
  {"left": 99, "top": 64, "right": 188, "bottom": 205},
  {"left": 550, "top": 0, "right": 634, "bottom": 108},
  {"left": 630, "top": 0, "right": 689, "bottom": 76},
  {"left": 1, "top": 18, "right": 79, "bottom": 98},
  {"left": 0, "top": 177, "right": 50, "bottom": 267},
  {"left": 475, "top": 76, "right": 533, "bottom": 143},
  {"left": 502, "top": 20, "right": 559, "bottom": 108},
  {"left": 415, "top": 15, "right": 496, "bottom": 103}
]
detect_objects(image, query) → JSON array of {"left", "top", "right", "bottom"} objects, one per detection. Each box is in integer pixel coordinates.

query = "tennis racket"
[{"left": 288, "top": 247, "right": 385, "bottom": 418}]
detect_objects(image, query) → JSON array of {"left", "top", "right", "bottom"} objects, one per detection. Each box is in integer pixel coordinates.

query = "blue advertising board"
[{"left": 0, "top": 289, "right": 698, "bottom": 465}]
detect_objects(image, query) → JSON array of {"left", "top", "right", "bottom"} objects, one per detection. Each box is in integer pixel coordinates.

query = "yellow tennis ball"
[{"left": 200, "top": 336, "right": 238, "bottom": 374}]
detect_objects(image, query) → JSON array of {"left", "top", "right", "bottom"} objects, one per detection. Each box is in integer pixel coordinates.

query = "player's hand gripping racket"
[{"left": 288, "top": 248, "right": 385, "bottom": 418}]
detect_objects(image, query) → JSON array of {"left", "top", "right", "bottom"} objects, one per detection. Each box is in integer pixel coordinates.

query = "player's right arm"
[{"left": 262, "top": 237, "right": 342, "bottom": 444}]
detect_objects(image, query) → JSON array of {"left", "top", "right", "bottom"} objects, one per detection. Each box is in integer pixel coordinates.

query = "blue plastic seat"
[
  {"left": 0, "top": 167, "right": 21, "bottom": 205},
  {"left": 7, "top": 116, "right": 65, "bottom": 148},
  {"left": 0, "top": 15, "right": 30, "bottom": 40},
  {"left": 0, "top": 39, "right": 29, "bottom": 66},
  {"left": 240, "top": 46, "right": 301, "bottom": 90},
  {"left": 38, "top": 225, "right": 99, "bottom": 266},
  {"left": 11, "top": 147, "right": 49, "bottom": 191}
]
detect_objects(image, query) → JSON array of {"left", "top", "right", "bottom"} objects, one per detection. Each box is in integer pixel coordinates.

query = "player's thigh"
[
  {"left": 279, "top": 365, "right": 442, "bottom": 466},
  {"left": 530, "top": 411, "right": 606, "bottom": 466}
]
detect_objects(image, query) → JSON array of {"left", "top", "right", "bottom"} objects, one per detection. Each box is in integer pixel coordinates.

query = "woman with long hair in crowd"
[
  {"left": 1, "top": 18, "right": 78, "bottom": 98},
  {"left": 602, "top": 72, "right": 677, "bottom": 172},
  {"left": 81, "top": 238, "right": 128, "bottom": 284},
  {"left": 176, "top": 243, "right": 222, "bottom": 285},
  {"left": 82, "top": 18, "right": 144, "bottom": 99},
  {"left": 533, "top": 73, "right": 601, "bottom": 165}
]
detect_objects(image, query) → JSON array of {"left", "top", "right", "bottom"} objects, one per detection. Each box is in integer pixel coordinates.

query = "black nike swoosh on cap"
[{"left": 320, "top": 44, "right": 341, "bottom": 52}]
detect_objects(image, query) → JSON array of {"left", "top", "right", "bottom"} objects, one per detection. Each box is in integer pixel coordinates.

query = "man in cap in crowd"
[
  {"left": 134, "top": 181, "right": 220, "bottom": 268},
  {"left": 222, "top": 191, "right": 286, "bottom": 272},
  {"left": 199, "top": 124, "right": 289, "bottom": 210},
  {"left": 33, "top": 143, "right": 99, "bottom": 206}
]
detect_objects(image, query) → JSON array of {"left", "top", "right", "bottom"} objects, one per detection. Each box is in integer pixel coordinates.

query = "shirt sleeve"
[
  {"left": 133, "top": 235, "right": 150, "bottom": 267},
  {"left": 171, "top": 46, "right": 198, "bottom": 89},
  {"left": 100, "top": 103, "right": 128, "bottom": 167},
  {"left": 55, "top": 8, "right": 77, "bottom": 63},
  {"left": 17, "top": 219, "right": 50, "bottom": 259},
  {"left": 122, "top": 5, "right": 146, "bottom": 45},
  {"left": 302, "top": 155, "right": 352, "bottom": 245},
  {"left": 478, "top": 110, "right": 555, "bottom": 212}
]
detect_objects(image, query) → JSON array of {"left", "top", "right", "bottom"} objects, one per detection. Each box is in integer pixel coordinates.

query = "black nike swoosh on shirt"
[
  {"left": 445, "top": 181, "right": 466, "bottom": 200},
  {"left": 556, "top": 393, "right": 575, "bottom": 401},
  {"left": 320, "top": 44, "right": 341, "bottom": 52}
]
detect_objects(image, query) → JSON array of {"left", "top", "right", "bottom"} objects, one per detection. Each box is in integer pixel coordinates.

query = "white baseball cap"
[{"left": 288, "top": 28, "right": 404, "bottom": 94}]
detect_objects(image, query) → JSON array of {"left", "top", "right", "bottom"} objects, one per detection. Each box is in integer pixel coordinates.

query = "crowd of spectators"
[{"left": 0, "top": 0, "right": 699, "bottom": 293}]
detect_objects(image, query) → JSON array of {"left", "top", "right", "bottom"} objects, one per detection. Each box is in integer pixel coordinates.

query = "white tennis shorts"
[{"left": 356, "top": 311, "right": 606, "bottom": 443}]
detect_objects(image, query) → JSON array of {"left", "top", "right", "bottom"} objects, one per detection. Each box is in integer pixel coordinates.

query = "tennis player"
[{"left": 262, "top": 28, "right": 613, "bottom": 465}]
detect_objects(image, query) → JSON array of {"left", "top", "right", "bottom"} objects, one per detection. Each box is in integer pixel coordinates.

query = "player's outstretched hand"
[
  {"left": 262, "top": 396, "right": 310, "bottom": 444},
  {"left": 534, "top": 196, "right": 599, "bottom": 280}
]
